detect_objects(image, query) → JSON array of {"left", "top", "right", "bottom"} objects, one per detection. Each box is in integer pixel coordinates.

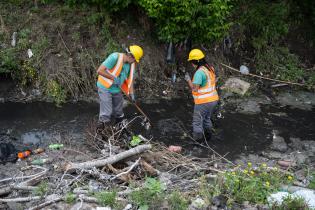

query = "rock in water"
[{"left": 221, "top": 77, "right": 250, "bottom": 95}]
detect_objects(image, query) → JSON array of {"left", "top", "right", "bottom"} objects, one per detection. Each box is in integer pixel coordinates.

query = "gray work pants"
[
  {"left": 98, "top": 87, "right": 124, "bottom": 123},
  {"left": 192, "top": 101, "right": 218, "bottom": 135}
]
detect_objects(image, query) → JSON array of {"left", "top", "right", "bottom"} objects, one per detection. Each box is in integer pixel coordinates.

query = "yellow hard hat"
[
  {"left": 129, "top": 45, "right": 143, "bottom": 63},
  {"left": 188, "top": 49, "right": 205, "bottom": 61}
]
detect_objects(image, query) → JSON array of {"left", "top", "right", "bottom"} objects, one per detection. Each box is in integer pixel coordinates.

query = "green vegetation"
[
  {"left": 271, "top": 195, "right": 310, "bottom": 210},
  {"left": 64, "top": 192, "right": 76, "bottom": 204},
  {"left": 33, "top": 181, "right": 48, "bottom": 197},
  {"left": 308, "top": 171, "right": 315, "bottom": 190},
  {"left": 198, "top": 163, "right": 294, "bottom": 207},
  {"left": 138, "top": 0, "right": 232, "bottom": 43},
  {"left": 95, "top": 190, "right": 118, "bottom": 208},
  {"left": 130, "top": 177, "right": 166, "bottom": 209},
  {"left": 167, "top": 191, "right": 189, "bottom": 210},
  {"left": 45, "top": 80, "right": 67, "bottom": 106}
]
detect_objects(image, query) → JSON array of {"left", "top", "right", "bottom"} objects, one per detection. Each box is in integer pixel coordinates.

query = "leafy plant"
[
  {"left": 168, "top": 191, "right": 189, "bottom": 210},
  {"left": 45, "top": 79, "right": 67, "bottom": 106},
  {"left": 271, "top": 195, "right": 310, "bottom": 210},
  {"left": 217, "top": 163, "right": 293, "bottom": 204},
  {"left": 34, "top": 181, "right": 48, "bottom": 197},
  {"left": 138, "top": 0, "right": 232, "bottom": 43},
  {"left": 130, "top": 177, "right": 165, "bottom": 209},
  {"left": 130, "top": 135, "right": 142, "bottom": 147},
  {"left": 95, "top": 191, "right": 117, "bottom": 208},
  {"left": 64, "top": 192, "right": 76, "bottom": 204}
]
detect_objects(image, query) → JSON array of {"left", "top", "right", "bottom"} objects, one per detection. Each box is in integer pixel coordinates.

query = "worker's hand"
[
  {"left": 130, "top": 93, "right": 136, "bottom": 103},
  {"left": 184, "top": 73, "right": 191, "bottom": 82},
  {"left": 113, "top": 77, "right": 121, "bottom": 86}
]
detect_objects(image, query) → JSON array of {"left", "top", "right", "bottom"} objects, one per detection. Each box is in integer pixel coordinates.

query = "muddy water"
[{"left": 1, "top": 99, "right": 315, "bottom": 159}]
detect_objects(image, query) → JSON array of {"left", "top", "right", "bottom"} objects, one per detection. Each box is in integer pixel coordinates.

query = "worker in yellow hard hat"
[
  {"left": 96, "top": 45, "right": 144, "bottom": 130},
  {"left": 184, "top": 49, "right": 219, "bottom": 141}
]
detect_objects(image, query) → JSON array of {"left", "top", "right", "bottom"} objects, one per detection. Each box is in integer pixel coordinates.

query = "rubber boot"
[
  {"left": 204, "top": 129, "right": 212, "bottom": 140},
  {"left": 193, "top": 132, "right": 203, "bottom": 142}
]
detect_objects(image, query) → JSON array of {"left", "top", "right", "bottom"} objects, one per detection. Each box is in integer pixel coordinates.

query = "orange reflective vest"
[
  {"left": 192, "top": 66, "right": 219, "bottom": 104},
  {"left": 97, "top": 53, "right": 135, "bottom": 95}
]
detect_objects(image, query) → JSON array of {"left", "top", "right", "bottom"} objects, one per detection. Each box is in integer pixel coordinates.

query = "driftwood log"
[{"left": 65, "top": 144, "right": 152, "bottom": 171}]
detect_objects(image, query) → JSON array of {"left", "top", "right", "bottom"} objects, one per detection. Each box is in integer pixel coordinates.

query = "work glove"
[
  {"left": 113, "top": 77, "right": 121, "bottom": 86},
  {"left": 184, "top": 73, "right": 191, "bottom": 82},
  {"left": 130, "top": 93, "right": 136, "bottom": 103}
]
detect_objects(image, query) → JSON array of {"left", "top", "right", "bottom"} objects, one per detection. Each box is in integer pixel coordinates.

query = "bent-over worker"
[
  {"left": 184, "top": 49, "right": 219, "bottom": 141},
  {"left": 96, "top": 45, "right": 144, "bottom": 130}
]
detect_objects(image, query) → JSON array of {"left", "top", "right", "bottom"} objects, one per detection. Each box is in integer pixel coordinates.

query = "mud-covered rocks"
[
  {"left": 271, "top": 132, "right": 288, "bottom": 152},
  {"left": 221, "top": 77, "right": 251, "bottom": 95}
]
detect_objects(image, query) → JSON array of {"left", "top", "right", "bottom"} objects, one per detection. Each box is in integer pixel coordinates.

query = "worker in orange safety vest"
[
  {"left": 184, "top": 49, "right": 219, "bottom": 141},
  {"left": 96, "top": 45, "right": 144, "bottom": 130}
]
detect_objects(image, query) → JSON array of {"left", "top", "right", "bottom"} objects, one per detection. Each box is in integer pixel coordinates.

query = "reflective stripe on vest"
[
  {"left": 192, "top": 66, "right": 219, "bottom": 104},
  {"left": 97, "top": 53, "right": 124, "bottom": 88},
  {"left": 121, "top": 63, "right": 135, "bottom": 95}
]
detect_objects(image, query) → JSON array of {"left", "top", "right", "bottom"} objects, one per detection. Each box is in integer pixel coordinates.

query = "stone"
[
  {"left": 70, "top": 202, "right": 97, "bottom": 210},
  {"left": 293, "top": 190, "right": 315, "bottom": 208},
  {"left": 189, "top": 197, "right": 207, "bottom": 210},
  {"left": 295, "top": 152, "right": 309, "bottom": 166},
  {"left": 263, "top": 151, "right": 283, "bottom": 159},
  {"left": 267, "top": 192, "right": 290, "bottom": 206},
  {"left": 289, "top": 137, "right": 303, "bottom": 151},
  {"left": 221, "top": 77, "right": 251, "bottom": 95},
  {"left": 302, "top": 141, "right": 315, "bottom": 154},
  {"left": 96, "top": 207, "right": 111, "bottom": 210},
  {"left": 211, "top": 195, "right": 227, "bottom": 208},
  {"left": 271, "top": 133, "right": 288, "bottom": 152}
]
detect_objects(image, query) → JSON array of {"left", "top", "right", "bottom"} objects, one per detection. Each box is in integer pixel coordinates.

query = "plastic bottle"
[
  {"left": 33, "top": 148, "right": 45, "bottom": 154},
  {"left": 18, "top": 150, "right": 31, "bottom": 159},
  {"left": 48, "top": 144, "right": 64, "bottom": 150},
  {"left": 31, "top": 158, "right": 50, "bottom": 165}
]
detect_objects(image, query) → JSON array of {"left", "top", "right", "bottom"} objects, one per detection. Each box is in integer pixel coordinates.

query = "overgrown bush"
[
  {"left": 130, "top": 177, "right": 166, "bottom": 209},
  {"left": 138, "top": 0, "right": 232, "bottom": 43},
  {"left": 45, "top": 80, "right": 67, "bottom": 106},
  {"left": 203, "top": 163, "right": 294, "bottom": 206}
]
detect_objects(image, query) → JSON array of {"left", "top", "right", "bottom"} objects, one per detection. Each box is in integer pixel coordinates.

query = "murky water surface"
[{"left": 1, "top": 99, "right": 314, "bottom": 159}]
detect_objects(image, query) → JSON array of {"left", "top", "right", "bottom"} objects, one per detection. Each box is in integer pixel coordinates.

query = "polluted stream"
[{"left": 1, "top": 99, "right": 315, "bottom": 161}]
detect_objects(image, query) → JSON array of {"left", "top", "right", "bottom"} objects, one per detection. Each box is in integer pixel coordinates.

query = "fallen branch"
[
  {"left": 27, "top": 197, "right": 62, "bottom": 210},
  {"left": 111, "top": 157, "right": 141, "bottom": 181},
  {"left": 0, "top": 196, "right": 41, "bottom": 203},
  {"left": 140, "top": 159, "right": 159, "bottom": 176},
  {"left": 65, "top": 144, "right": 152, "bottom": 171}
]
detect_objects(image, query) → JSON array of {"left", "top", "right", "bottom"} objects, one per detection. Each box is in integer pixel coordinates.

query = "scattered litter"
[
  {"left": 31, "top": 158, "right": 51, "bottom": 165},
  {"left": 162, "top": 90, "right": 167, "bottom": 95},
  {"left": 33, "top": 148, "right": 45, "bottom": 154},
  {"left": 240, "top": 65, "right": 249, "bottom": 75},
  {"left": 17, "top": 150, "right": 31, "bottom": 159},
  {"left": 11, "top": 32, "right": 17, "bottom": 47},
  {"left": 48, "top": 144, "right": 64, "bottom": 150},
  {"left": 167, "top": 145, "right": 182, "bottom": 153},
  {"left": 27, "top": 49, "right": 33, "bottom": 58}
]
